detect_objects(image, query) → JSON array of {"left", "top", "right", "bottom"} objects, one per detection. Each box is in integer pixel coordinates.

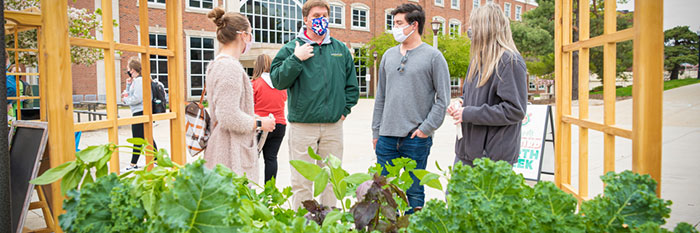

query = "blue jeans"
[{"left": 375, "top": 135, "right": 433, "bottom": 212}]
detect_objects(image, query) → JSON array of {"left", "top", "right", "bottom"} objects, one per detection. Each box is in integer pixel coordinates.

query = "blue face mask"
[{"left": 310, "top": 17, "right": 329, "bottom": 36}]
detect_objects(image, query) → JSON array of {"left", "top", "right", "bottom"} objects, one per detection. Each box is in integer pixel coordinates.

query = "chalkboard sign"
[
  {"left": 9, "top": 121, "right": 49, "bottom": 233},
  {"left": 512, "top": 105, "right": 551, "bottom": 181}
]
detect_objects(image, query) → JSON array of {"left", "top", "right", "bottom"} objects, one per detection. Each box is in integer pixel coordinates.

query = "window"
[
  {"left": 451, "top": 0, "right": 459, "bottom": 9},
  {"left": 504, "top": 2, "right": 511, "bottom": 19},
  {"left": 385, "top": 11, "right": 394, "bottom": 31},
  {"left": 351, "top": 5, "right": 369, "bottom": 30},
  {"left": 188, "top": 0, "right": 213, "bottom": 9},
  {"left": 435, "top": 0, "right": 444, "bottom": 6},
  {"left": 515, "top": 5, "right": 522, "bottom": 21},
  {"left": 486, "top": 0, "right": 493, "bottom": 3},
  {"left": 354, "top": 48, "right": 369, "bottom": 96},
  {"left": 148, "top": 0, "right": 165, "bottom": 3},
  {"left": 449, "top": 21, "right": 461, "bottom": 36},
  {"left": 149, "top": 34, "right": 168, "bottom": 91},
  {"left": 329, "top": 3, "right": 344, "bottom": 27},
  {"left": 189, "top": 37, "right": 215, "bottom": 97},
  {"left": 240, "top": 0, "right": 305, "bottom": 44},
  {"left": 473, "top": 0, "right": 480, "bottom": 9}
]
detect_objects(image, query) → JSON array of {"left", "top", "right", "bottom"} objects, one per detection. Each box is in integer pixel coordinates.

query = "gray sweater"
[
  {"left": 455, "top": 52, "right": 528, "bottom": 165},
  {"left": 123, "top": 76, "right": 143, "bottom": 114},
  {"left": 372, "top": 43, "right": 451, "bottom": 139}
]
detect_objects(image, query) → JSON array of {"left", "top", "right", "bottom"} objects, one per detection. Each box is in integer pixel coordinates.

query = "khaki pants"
[{"left": 288, "top": 120, "right": 343, "bottom": 210}]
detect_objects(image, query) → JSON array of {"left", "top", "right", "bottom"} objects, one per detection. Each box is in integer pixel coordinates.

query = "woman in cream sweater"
[{"left": 204, "top": 8, "right": 275, "bottom": 183}]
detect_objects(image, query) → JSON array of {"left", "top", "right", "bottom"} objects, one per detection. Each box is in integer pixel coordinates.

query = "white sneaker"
[{"left": 125, "top": 165, "right": 141, "bottom": 171}]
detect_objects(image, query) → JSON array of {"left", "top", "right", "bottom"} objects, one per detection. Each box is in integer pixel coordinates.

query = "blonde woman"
[
  {"left": 447, "top": 3, "right": 528, "bottom": 166},
  {"left": 204, "top": 8, "right": 275, "bottom": 182},
  {"left": 251, "top": 54, "right": 287, "bottom": 183}
]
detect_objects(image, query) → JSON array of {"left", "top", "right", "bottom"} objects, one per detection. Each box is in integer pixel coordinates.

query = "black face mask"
[{"left": 126, "top": 70, "right": 132, "bottom": 78}]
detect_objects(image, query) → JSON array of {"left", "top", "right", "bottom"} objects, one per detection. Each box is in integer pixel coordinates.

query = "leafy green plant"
[
  {"left": 31, "top": 138, "right": 178, "bottom": 195},
  {"left": 407, "top": 158, "right": 699, "bottom": 233}
]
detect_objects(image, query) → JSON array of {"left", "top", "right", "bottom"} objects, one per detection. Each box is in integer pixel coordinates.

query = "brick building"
[{"left": 69, "top": 0, "right": 537, "bottom": 101}]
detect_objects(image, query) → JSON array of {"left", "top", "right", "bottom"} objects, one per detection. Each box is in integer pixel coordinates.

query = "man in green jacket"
[{"left": 271, "top": 0, "right": 359, "bottom": 209}]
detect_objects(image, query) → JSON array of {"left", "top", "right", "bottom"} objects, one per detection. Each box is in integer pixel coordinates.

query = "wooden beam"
[
  {"left": 561, "top": 115, "right": 633, "bottom": 139},
  {"left": 69, "top": 37, "right": 109, "bottom": 49},
  {"left": 40, "top": 1, "right": 75, "bottom": 231},
  {"left": 152, "top": 112, "right": 177, "bottom": 121},
  {"left": 166, "top": 0, "right": 188, "bottom": 165},
  {"left": 577, "top": 0, "right": 590, "bottom": 199},
  {"left": 603, "top": 0, "right": 618, "bottom": 175},
  {"left": 100, "top": 0, "right": 121, "bottom": 174},
  {"left": 139, "top": 0, "right": 156, "bottom": 170},
  {"left": 562, "top": 29, "right": 633, "bottom": 52},
  {"left": 73, "top": 120, "right": 112, "bottom": 132},
  {"left": 4, "top": 10, "right": 42, "bottom": 26},
  {"left": 633, "top": 0, "right": 664, "bottom": 196},
  {"left": 553, "top": 0, "right": 563, "bottom": 188},
  {"left": 560, "top": 0, "right": 573, "bottom": 187}
]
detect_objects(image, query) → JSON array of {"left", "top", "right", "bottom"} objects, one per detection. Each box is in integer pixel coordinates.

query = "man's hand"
[
  {"left": 410, "top": 129, "right": 428, "bottom": 139},
  {"left": 294, "top": 41, "right": 314, "bottom": 61},
  {"left": 341, "top": 115, "right": 346, "bottom": 121},
  {"left": 373, "top": 138, "right": 378, "bottom": 150}
]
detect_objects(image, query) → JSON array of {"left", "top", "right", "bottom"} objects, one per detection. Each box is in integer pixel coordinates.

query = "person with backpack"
[{"left": 122, "top": 56, "right": 158, "bottom": 171}]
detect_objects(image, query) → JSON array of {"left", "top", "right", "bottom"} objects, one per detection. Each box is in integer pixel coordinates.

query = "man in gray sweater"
[{"left": 371, "top": 3, "right": 450, "bottom": 212}]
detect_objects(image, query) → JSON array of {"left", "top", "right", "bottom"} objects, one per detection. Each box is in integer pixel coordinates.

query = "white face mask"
[
  {"left": 238, "top": 31, "right": 254, "bottom": 55},
  {"left": 392, "top": 24, "right": 414, "bottom": 43}
]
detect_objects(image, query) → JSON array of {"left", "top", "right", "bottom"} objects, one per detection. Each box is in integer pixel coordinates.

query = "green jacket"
[{"left": 271, "top": 28, "right": 359, "bottom": 123}]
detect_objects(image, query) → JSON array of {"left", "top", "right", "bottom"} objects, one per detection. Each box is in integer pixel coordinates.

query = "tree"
[
  {"left": 362, "top": 33, "right": 471, "bottom": 80},
  {"left": 5, "top": 0, "right": 116, "bottom": 66},
  {"left": 664, "top": 26, "right": 699, "bottom": 80},
  {"left": 589, "top": 2, "right": 633, "bottom": 84}
]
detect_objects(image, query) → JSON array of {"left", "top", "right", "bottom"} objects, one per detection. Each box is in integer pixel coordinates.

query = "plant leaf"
[
  {"left": 327, "top": 154, "right": 342, "bottom": 169},
  {"left": 126, "top": 137, "right": 148, "bottom": 146},
  {"left": 96, "top": 164, "right": 109, "bottom": 178},
  {"left": 155, "top": 149, "right": 174, "bottom": 167},
  {"left": 61, "top": 166, "right": 84, "bottom": 195},
  {"left": 153, "top": 160, "right": 245, "bottom": 232},
  {"left": 322, "top": 210, "right": 342, "bottom": 227},
  {"left": 414, "top": 169, "right": 443, "bottom": 190},
  {"left": 351, "top": 201, "right": 380, "bottom": 230},
  {"left": 313, "top": 168, "right": 330, "bottom": 197},
  {"left": 290, "top": 160, "right": 322, "bottom": 181},
  {"left": 76, "top": 144, "right": 111, "bottom": 163},
  {"left": 308, "top": 147, "right": 322, "bottom": 160},
  {"left": 342, "top": 173, "right": 372, "bottom": 185},
  {"left": 30, "top": 161, "right": 77, "bottom": 185}
]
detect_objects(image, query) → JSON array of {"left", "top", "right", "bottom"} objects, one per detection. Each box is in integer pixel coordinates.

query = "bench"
[{"left": 74, "top": 110, "right": 107, "bottom": 122}]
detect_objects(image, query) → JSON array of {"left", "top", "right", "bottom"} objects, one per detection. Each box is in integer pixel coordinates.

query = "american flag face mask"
[{"left": 311, "top": 17, "right": 329, "bottom": 36}]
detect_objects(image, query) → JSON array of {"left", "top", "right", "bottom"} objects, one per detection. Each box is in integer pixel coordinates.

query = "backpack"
[{"left": 151, "top": 79, "right": 167, "bottom": 113}]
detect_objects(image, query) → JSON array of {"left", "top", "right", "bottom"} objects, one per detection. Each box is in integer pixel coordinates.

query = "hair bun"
[{"left": 208, "top": 8, "right": 226, "bottom": 28}]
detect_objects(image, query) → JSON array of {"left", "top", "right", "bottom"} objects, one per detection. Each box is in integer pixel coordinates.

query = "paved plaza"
[{"left": 24, "top": 83, "right": 700, "bottom": 230}]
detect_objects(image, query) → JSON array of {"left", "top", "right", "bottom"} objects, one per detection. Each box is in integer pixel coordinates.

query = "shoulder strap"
[{"left": 199, "top": 83, "right": 206, "bottom": 105}]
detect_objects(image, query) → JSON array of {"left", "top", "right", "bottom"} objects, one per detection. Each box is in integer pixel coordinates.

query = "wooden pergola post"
[{"left": 40, "top": 1, "right": 75, "bottom": 230}]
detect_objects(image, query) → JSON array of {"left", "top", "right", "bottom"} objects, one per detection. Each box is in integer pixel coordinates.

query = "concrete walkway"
[{"left": 24, "top": 84, "right": 700, "bottom": 230}]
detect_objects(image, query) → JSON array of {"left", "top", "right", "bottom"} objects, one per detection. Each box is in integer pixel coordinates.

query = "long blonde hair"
[
  {"left": 466, "top": 3, "right": 520, "bottom": 87},
  {"left": 252, "top": 54, "right": 271, "bottom": 80}
]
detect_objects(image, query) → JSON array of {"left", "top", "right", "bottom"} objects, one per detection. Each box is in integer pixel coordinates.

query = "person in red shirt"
[{"left": 252, "top": 54, "right": 288, "bottom": 183}]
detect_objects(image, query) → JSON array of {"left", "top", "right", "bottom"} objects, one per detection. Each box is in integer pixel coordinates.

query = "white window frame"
[
  {"left": 435, "top": 0, "right": 444, "bottom": 7},
  {"left": 186, "top": 0, "right": 218, "bottom": 14},
  {"left": 432, "top": 16, "right": 446, "bottom": 36},
  {"left": 185, "top": 31, "right": 218, "bottom": 99},
  {"left": 449, "top": 19, "right": 461, "bottom": 36},
  {"left": 137, "top": 0, "right": 166, "bottom": 10},
  {"left": 486, "top": 0, "right": 494, "bottom": 3},
  {"left": 329, "top": 1, "right": 346, "bottom": 29},
  {"left": 515, "top": 5, "right": 522, "bottom": 21},
  {"left": 385, "top": 8, "right": 394, "bottom": 32},
  {"left": 240, "top": 0, "right": 305, "bottom": 45},
  {"left": 451, "top": 0, "right": 460, "bottom": 10},
  {"left": 351, "top": 3, "right": 370, "bottom": 32},
  {"left": 473, "top": 0, "right": 480, "bottom": 9},
  {"left": 504, "top": 2, "right": 512, "bottom": 19}
]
